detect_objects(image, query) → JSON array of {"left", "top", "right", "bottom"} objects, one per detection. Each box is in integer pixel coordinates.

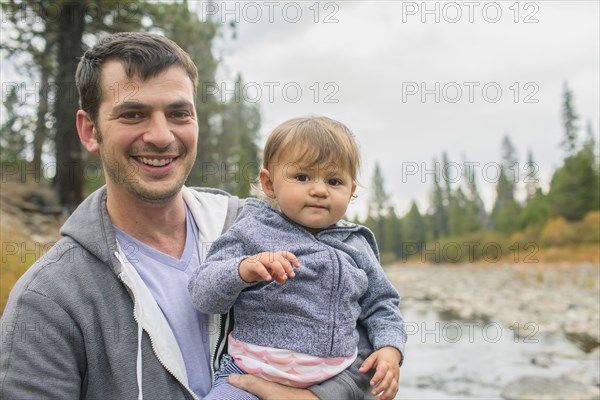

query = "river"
[
  {"left": 397, "top": 306, "right": 599, "bottom": 399},
  {"left": 387, "top": 264, "right": 600, "bottom": 399}
]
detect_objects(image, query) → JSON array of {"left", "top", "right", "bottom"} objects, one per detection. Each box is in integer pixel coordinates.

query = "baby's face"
[{"left": 261, "top": 155, "right": 356, "bottom": 234}]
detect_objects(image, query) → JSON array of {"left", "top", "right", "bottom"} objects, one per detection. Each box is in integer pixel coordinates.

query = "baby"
[{"left": 189, "top": 116, "right": 406, "bottom": 399}]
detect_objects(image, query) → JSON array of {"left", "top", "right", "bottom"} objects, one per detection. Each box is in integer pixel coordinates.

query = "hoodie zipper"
[
  {"left": 315, "top": 234, "right": 342, "bottom": 357},
  {"left": 330, "top": 248, "right": 342, "bottom": 355},
  {"left": 210, "top": 313, "right": 223, "bottom": 380},
  {"left": 118, "top": 272, "right": 199, "bottom": 400}
]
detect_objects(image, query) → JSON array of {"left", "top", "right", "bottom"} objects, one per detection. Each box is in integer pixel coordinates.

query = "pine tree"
[
  {"left": 524, "top": 149, "right": 539, "bottom": 201},
  {"left": 520, "top": 188, "right": 550, "bottom": 228},
  {"left": 448, "top": 187, "right": 473, "bottom": 236},
  {"left": 402, "top": 201, "right": 426, "bottom": 255},
  {"left": 549, "top": 150, "right": 596, "bottom": 221},
  {"left": 561, "top": 81, "right": 579, "bottom": 156},
  {"left": 492, "top": 135, "right": 521, "bottom": 232},
  {"left": 582, "top": 121, "right": 599, "bottom": 174},
  {"left": 219, "top": 75, "right": 261, "bottom": 197},
  {"left": 549, "top": 101, "right": 598, "bottom": 221},
  {"left": 519, "top": 149, "right": 550, "bottom": 228},
  {"left": 53, "top": 2, "right": 86, "bottom": 211},
  {"left": 500, "top": 135, "right": 518, "bottom": 196},
  {"left": 368, "top": 162, "right": 390, "bottom": 244},
  {"left": 0, "top": 86, "right": 32, "bottom": 162},
  {"left": 441, "top": 151, "right": 453, "bottom": 215},
  {"left": 465, "top": 162, "right": 488, "bottom": 231},
  {"left": 429, "top": 157, "right": 448, "bottom": 239},
  {"left": 583, "top": 121, "right": 600, "bottom": 210},
  {"left": 382, "top": 205, "right": 403, "bottom": 259}
]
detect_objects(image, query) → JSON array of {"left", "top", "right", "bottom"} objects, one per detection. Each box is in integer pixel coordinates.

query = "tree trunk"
[
  {"left": 33, "top": 56, "right": 50, "bottom": 179},
  {"left": 53, "top": 2, "right": 85, "bottom": 211}
]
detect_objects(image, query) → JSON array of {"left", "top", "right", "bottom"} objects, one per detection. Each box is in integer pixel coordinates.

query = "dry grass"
[
  {"left": 0, "top": 214, "right": 39, "bottom": 313},
  {"left": 1, "top": 178, "right": 62, "bottom": 314}
]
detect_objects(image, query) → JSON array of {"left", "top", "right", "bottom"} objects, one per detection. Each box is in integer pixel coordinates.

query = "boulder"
[{"left": 501, "top": 376, "right": 599, "bottom": 400}]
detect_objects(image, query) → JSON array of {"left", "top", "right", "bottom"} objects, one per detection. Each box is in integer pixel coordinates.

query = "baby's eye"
[
  {"left": 296, "top": 174, "right": 310, "bottom": 182},
  {"left": 328, "top": 178, "right": 342, "bottom": 186}
]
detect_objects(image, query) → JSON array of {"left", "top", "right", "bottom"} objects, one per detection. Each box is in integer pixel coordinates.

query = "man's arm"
[
  {"left": 228, "top": 375, "right": 319, "bottom": 400},
  {"left": 229, "top": 323, "right": 376, "bottom": 400},
  {"left": 1, "top": 288, "right": 84, "bottom": 398}
]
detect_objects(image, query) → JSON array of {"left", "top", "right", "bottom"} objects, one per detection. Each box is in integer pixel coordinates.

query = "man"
[{"left": 0, "top": 32, "right": 377, "bottom": 399}]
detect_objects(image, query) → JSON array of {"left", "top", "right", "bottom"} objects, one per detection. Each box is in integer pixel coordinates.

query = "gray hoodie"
[
  {"left": 189, "top": 199, "right": 406, "bottom": 359},
  {"left": 1, "top": 187, "right": 376, "bottom": 400}
]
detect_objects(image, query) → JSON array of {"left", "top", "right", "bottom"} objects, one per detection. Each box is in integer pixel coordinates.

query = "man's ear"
[
  {"left": 76, "top": 110, "right": 100, "bottom": 153},
  {"left": 259, "top": 168, "right": 275, "bottom": 198}
]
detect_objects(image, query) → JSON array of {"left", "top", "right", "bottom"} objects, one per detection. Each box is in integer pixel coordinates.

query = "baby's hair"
[{"left": 262, "top": 116, "right": 361, "bottom": 182}]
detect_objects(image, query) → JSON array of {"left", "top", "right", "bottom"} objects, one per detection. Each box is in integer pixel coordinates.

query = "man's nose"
[{"left": 143, "top": 113, "right": 174, "bottom": 148}]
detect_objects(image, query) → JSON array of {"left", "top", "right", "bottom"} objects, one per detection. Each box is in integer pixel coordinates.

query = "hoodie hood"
[{"left": 60, "top": 186, "right": 121, "bottom": 274}]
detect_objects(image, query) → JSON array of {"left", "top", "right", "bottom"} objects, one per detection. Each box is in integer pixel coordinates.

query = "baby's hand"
[
  {"left": 358, "top": 346, "right": 401, "bottom": 400},
  {"left": 239, "top": 251, "right": 300, "bottom": 284}
]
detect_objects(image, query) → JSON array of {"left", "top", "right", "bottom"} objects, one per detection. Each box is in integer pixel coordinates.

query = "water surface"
[{"left": 398, "top": 304, "right": 599, "bottom": 399}]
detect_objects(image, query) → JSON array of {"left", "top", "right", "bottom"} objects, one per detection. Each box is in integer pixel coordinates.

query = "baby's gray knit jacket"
[{"left": 189, "top": 198, "right": 406, "bottom": 358}]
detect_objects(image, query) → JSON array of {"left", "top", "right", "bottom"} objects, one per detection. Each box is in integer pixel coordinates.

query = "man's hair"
[
  {"left": 263, "top": 116, "right": 361, "bottom": 182},
  {"left": 76, "top": 32, "right": 198, "bottom": 123}
]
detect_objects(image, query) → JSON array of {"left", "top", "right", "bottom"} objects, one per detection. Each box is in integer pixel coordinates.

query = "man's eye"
[
  {"left": 170, "top": 111, "right": 192, "bottom": 120},
  {"left": 120, "top": 111, "right": 144, "bottom": 120},
  {"left": 296, "top": 174, "right": 309, "bottom": 182},
  {"left": 328, "top": 178, "right": 342, "bottom": 186}
]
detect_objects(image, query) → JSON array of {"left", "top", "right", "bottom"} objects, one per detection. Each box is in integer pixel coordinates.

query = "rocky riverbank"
[
  {"left": 386, "top": 263, "right": 600, "bottom": 351},
  {"left": 385, "top": 263, "right": 600, "bottom": 400}
]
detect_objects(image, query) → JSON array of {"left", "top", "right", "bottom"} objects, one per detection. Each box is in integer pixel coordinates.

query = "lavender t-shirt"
[{"left": 115, "top": 205, "right": 211, "bottom": 398}]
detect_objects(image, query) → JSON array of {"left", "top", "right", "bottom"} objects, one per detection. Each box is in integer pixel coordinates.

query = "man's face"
[{"left": 93, "top": 60, "right": 198, "bottom": 203}]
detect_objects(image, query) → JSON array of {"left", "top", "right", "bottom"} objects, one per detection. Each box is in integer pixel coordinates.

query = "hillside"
[{"left": 0, "top": 177, "right": 65, "bottom": 312}]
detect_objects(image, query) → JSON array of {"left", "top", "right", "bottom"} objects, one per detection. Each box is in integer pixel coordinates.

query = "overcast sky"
[
  {"left": 3, "top": 2, "right": 596, "bottom": 219},
  {"left": 196, "top": 0, "right": 599, "bottom": 219}
]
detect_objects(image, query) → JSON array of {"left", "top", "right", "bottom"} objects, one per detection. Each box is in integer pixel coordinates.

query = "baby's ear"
[
  {"left": 259, "top": 168, "right": 275, "bottom": 198},
  {"left": 350, "top": 182, "right": 357, "bottom": 198}
]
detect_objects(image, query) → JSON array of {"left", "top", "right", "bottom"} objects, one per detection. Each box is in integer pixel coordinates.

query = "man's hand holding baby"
[{"left": 239, "top": 251, "right": 300, "bottom": 284}]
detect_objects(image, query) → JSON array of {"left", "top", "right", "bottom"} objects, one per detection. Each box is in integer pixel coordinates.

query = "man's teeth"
[{"left": 138, "top": 157, "right": 173, "bottom": 167}]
